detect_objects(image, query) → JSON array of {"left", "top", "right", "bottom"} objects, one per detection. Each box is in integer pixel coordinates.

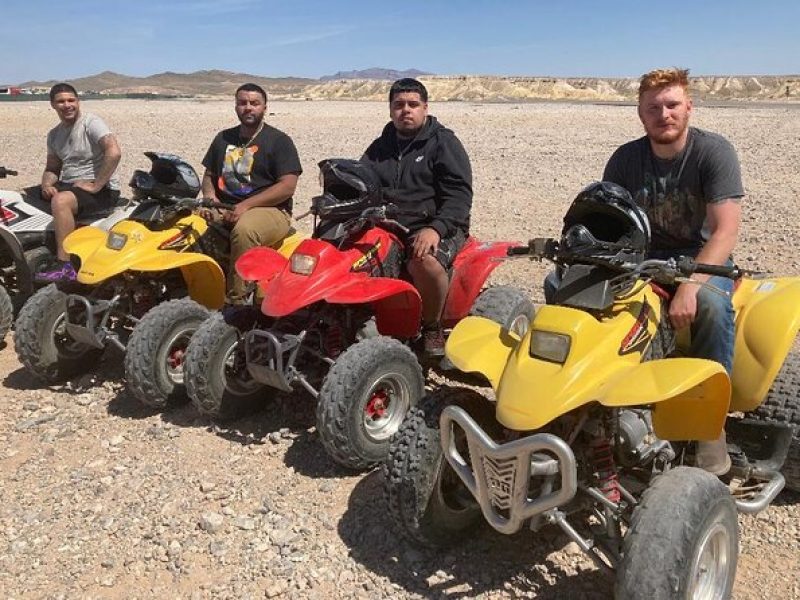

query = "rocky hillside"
[
  {"left": 302, "top": 75, "right": 800, "bottom": 102},
  {"left": 16, "top": 70, "right": 800, "bottom": 102}
]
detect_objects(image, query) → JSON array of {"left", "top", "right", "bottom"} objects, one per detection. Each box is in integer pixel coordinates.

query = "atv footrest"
[
  {"left": 725, "top": 417, "right": 792, "bottom": 513},
  {"left": 64, "top": 294, "right": 113, "bottom": 349},
  {"left": 730, "top": 471, "right": 785, "bottom": 514},
  {"left": 440, "top": 405, "right": 578, "bottom": 535},
  {"left": 244, "top": 329, "right": 303, "bottom": 392}
]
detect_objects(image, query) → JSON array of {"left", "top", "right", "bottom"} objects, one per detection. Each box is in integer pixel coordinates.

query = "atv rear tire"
[
  {"left": 185, "top": 312, "right": 270, "bottom": 420},
  {"left": 14, "top": 284, "right": 102, "bottom": 383},
  {"left": 748, "top": 348, "right": 800, "bottom": 491},
  {"left": 317, "top": 336, "right": 424, "bottom": 470},
  {"left": 0, "top": 284, "right": 13, "bottom": 342},
  {"left": 124, "top": 298, "right": 210, "bottom": 409},
  {"left": 470, "top": 285, "right": 533, "bottom": 337},
  {"left": 616, "top": 466, "right": 738, "bottom": 600},
  {"left": 383, "top": 387, "right": 499, "bottom": 547}
]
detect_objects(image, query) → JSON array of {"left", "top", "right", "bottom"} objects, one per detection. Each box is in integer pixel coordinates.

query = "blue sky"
[{"left": 1, "top": 0, "right": 798, "bottom": 83}]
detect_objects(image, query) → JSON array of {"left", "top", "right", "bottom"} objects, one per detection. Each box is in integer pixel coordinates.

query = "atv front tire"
[
  {"left": 383, "top": 387, "right": 499, "bottom": 547},
  {"left": 14, "top": 284, "right": 102, "bottom": 383},
  {"left": 124, "top": 298, "right": 210, "bottom": 409},
  {"left": 317, "top": 336, "right": 424, "bottom": 470},
  {"left": 616, "top": 466, "right": 738, "bottom": 600},
  {"left": 748, "top": 348, "right": 800, "bottom": 491},
  {"left": 185, "top": 312, "right": 270, "bottom": 420}
]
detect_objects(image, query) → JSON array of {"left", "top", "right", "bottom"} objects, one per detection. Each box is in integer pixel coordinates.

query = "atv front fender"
[
  {"left": 444, "top": 315, "right": 520, "bottom": 389},
  {"left": 327, "top": 277, "right": 421, "bottom": 338},
  {"left": 495, "top": 353, "right": 730, "bottom": 441},
  {"left": 731, "top": 277, "right": 800, "bottom": 411},
  {"left": 442, "top": 239, "right": 518, "bottom": 325},
  {"left": 236, "top": 246, "right": 288, "bottom": 284},
  {"left": 134, "top": 253, "right": 226, "bottom": 310},
  {"left": 62, "top": 224, "right": 106, "bottom": 259},
  {"left": 601, "top": 358, "right": 730, "bottom": 441}
]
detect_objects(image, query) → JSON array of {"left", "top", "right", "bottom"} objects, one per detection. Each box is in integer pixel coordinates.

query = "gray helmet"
[{"left": 129, "top": 152, "right": 200, "bottom": 201}]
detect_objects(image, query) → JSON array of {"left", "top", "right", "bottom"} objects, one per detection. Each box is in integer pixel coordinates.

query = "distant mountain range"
[
  {"left": 319, "top": 68, "right": 432, "bottom": 82},
  {"left": 10, "top": 69, "right": 800, "bottom": 102}
]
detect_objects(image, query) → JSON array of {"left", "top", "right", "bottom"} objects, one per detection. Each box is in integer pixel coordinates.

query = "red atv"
[{"left": 184, "top": 159, "right": 532, "bottom": 469}]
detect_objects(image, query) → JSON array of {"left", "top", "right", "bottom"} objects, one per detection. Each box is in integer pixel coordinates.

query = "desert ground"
[{"left": 0, "top": 98, "right": 798, "bottom": 599}]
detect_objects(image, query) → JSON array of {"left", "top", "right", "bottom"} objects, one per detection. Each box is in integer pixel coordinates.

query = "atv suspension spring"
[
  {"left": 324, "top": 324, "right": 344, "bottom": 358},
  {"left": 590, "top": 437, "right": 621, "bottom": 503}
]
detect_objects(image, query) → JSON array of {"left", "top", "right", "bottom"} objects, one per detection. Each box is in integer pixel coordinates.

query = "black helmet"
[
  {"left": 129, "top": 152, "right": 200, "bottom": 201},
  {"left": 561, "top": 181, "right": 650, "bottom": 261},
  {"left": 310, "top": 158, "right": 383, "bottom": 220}
]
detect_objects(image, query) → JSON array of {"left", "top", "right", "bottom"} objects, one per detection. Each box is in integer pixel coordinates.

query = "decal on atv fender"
[
  {"left": 619, "top": 299, "right": 653, "bottom": 355},
  {"left": 351, "top": 241, "right": 381, "bottom": 272}
]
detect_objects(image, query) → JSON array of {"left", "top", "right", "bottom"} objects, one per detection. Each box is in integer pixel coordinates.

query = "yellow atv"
[
  {"left": 384, "top": 229, "right": 799, "bottom": 598},
  {"left": 14, "top": 152, "right": 303, "bottom": 408}
]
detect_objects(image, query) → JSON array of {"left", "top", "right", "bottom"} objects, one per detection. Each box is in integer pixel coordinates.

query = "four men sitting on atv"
[{"left": 27, "top": 73, "right": 743, "bottom": 476}]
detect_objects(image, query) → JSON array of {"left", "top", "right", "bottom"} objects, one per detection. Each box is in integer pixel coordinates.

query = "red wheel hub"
[
  {"left": 365, "top": 389, "right": 389, "bottom": 420},
  {"left": 167, "top": 347, "right": 185, "bottom": 369}
]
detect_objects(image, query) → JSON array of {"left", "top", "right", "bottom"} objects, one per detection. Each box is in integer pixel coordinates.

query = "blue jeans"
[{"left": 690, "top": 273, "right": 735, "bottom": 375}]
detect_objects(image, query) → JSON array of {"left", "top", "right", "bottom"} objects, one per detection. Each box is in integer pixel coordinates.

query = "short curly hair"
[{"left": 638, "top": 68, "right": 690, "bottom": 99}]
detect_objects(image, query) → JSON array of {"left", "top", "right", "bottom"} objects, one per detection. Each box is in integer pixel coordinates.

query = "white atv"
[{"left": 0, "top": 166, "right": 135, "bottom": 342}]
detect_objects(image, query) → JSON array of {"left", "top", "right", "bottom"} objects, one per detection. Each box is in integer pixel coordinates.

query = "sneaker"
[
  {"left": 422, "top": 324, "right": 446, "bottom": 356},
  {"left": 35, "top": 261, "right": 76, "bottom": 283}
]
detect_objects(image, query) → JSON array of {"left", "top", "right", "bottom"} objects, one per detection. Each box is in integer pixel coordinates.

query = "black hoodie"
[{"left": 361, "top": 115, "right": 472, "bottom": 238}]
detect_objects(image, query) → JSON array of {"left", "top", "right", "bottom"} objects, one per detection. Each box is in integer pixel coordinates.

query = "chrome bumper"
[{"left": 440, "top": 405, "right": 578, "bottom": 535}]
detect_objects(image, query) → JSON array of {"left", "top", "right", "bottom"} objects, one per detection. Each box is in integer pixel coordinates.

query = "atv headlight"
[
  {"left": 529, "top": 330, "right": 571, "bottom": 364},
  {"left": 106, "top": 231, "right": 128, "bottom": 250},
  {"left": 290, "top": 253, "right": 318, "bottom": 276}
]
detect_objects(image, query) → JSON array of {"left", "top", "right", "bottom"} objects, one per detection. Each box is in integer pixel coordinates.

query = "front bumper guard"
[
  {"left": 64, "top": 293, "right": 124, "bottom": 351},
  {"left": 244, "top": 329, "right": 318, "bottom": 397},
  {"left": 440, "top": 405, "right": 578, "bottom": 535}
]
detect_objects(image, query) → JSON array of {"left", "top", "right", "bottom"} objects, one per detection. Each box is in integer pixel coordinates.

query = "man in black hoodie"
[{"left": 361, "top": 78, "right": 473, "bottom": 355}]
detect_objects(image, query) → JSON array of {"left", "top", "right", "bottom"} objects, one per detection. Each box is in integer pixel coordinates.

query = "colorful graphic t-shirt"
[
  {"left": 603, "top": 127, "right": 744, "bottom": 252},
  {"left": 202, "top": 123, "right": 302, "bottom": 212}
]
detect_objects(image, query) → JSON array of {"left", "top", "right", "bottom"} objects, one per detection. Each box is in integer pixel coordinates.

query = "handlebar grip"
[
  {"left": 677, "top": 257, "right": 741, "bottom": 279},
  {"left": 197, "top": 199, "right": 235, "bottom": 211},
  {"left": 694, "top": 262, "right": 741, "bottom": 278},
  {"left": 507, "top": 245, "right": 531, "bottom": 256},
  {"left": 0, "top": 168, "right": 17, "bottom": 177}
]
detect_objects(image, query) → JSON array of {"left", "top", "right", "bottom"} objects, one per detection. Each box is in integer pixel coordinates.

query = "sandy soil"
[{"left": 0, "top": 99, "right": 798, "bottom": 599}]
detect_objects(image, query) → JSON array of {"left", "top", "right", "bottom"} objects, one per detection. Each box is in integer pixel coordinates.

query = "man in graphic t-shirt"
[
  {"left": 201, "top": 83, "right": 302, "bottom": 304},
  {"left": 35, "top": 82, "right": 122, "bottom": 282},
  {"left": 603, "top": 67, "right": 744, "bottom": 476}
]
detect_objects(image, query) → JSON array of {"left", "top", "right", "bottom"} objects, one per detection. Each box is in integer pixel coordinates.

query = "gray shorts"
[{"left": 405, "top": 228, "right": 466, "bottom": 270}]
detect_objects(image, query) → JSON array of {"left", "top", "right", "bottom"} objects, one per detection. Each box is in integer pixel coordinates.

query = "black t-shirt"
[
  {"left": 603, "top": 127, "right": 744, "bottom": 251},
  {"left": 202, "top": 123, "right": 302, "bottom": 213}
]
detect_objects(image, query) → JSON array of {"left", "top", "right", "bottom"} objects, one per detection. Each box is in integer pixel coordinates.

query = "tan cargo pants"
[{"left": 228, "top": 206, "right": 291, "bottom": 304}]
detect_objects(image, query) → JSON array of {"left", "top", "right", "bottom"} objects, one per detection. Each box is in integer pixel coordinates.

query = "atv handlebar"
[
  {"left": 507, "top": 238, "right": 747, "bottom": 283},
  {"left": 170, "top": 197, "right": 235, "bottom": 212},
  {"left": 0, "top": 167, "right": 18, "bottom": 178}
]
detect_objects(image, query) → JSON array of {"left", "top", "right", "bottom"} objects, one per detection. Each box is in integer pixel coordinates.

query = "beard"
[{"left": 646, "top": 118, "right": 689, "bottom": 145}]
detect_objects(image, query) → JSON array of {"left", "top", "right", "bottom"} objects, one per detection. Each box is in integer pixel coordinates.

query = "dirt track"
[{"left": 1, "top": 99, "right": 799, "bottom": 598}]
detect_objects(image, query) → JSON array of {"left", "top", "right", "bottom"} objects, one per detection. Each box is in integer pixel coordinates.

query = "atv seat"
[{"left": 75, "top": 196, "right": 132, "bottom": 225}]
